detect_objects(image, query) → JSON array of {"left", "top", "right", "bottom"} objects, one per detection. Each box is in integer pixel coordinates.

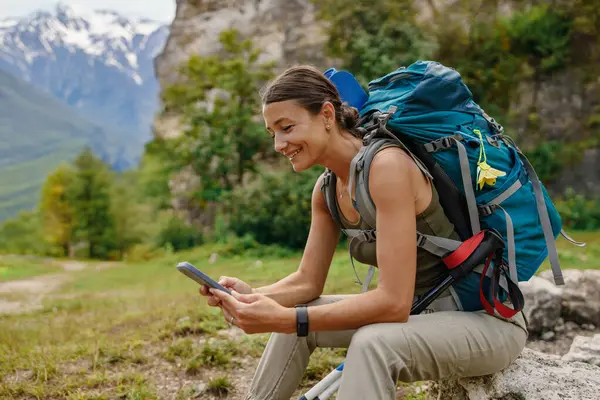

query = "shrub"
[
  {"left": 205, "top": 376, "right": 233, "bottom": 397},
  {"left": 555, "top": 189, "right": 600, "bottom": 230},
  {"left": 223, "top": 166, "right": 322, "bottom": 249},
  {"left": 154, "top": 215, "right": 203, "bottom": 252}
]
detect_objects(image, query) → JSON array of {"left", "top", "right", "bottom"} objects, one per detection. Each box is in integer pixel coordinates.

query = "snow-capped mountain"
[{"left": 0, "top": 2, "right": 169, "bottom": 143}]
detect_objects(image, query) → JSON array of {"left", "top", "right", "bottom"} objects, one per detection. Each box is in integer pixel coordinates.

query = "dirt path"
[{"left": 0, "top": 260, "right": 88, "bottom": 315}]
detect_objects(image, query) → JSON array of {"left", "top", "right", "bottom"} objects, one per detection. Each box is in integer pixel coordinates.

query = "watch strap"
[{"left": 295, "top": 304, "right": 309, "bottom": 337}]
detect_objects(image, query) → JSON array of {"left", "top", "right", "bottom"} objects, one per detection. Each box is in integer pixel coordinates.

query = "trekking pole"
[{"left": 298, "top": 363, "right": 344, "bottom": 400}]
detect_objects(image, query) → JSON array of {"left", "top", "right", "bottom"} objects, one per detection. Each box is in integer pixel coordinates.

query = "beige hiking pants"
[{"left": 244, "top": 295, "right": 527, "bottom": 400}]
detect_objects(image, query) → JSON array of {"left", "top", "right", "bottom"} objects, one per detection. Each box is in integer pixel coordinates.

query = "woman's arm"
[
  {"left": 210, "top": 149, "right": 424, "bottom": 334},
  {"left": 305, "top": 148, "right": 420, "bottom": 330},
  {"left": 253, "top": 173, "right": 341, "bottom": 307}
]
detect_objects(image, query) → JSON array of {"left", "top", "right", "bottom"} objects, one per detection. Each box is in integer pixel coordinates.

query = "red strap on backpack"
[
  {"left": 441, "top": 229, "right": 524, "bottom": 318},
  {"left": 443, "top": 231, "right": 485, "bottom": 270},
  {"left": 479, "top": 250, "right": 524, "bottom": 318}
]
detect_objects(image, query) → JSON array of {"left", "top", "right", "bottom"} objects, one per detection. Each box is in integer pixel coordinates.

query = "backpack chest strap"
[{"left": 343, "top": 228, "right": 461, "bottom": 257}]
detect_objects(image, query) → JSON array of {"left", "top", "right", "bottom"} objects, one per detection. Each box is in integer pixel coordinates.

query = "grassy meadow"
[{"left": 0, "top": 231, "right": 598, "bottom": 400}]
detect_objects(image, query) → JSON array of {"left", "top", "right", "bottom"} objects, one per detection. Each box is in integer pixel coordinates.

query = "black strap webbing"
[{"left": 321, "top": 169, "right": 342, "bottom": 227}]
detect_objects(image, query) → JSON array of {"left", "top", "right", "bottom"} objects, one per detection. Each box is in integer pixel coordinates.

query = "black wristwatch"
[{"left": 295, "top": 304, "right": 309, "bottom": 337}]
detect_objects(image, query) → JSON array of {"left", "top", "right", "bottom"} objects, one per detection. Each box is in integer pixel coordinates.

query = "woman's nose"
[{"left": 274, "top": 134, "right": 287, "bottom": 153}]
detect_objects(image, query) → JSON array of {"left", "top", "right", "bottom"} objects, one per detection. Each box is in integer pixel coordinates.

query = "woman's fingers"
[
  {"left": 219, "top": 276, "right": 253, "bottom": 294},
  {"left": 199, "top": 284, "right": 222, "bottom": 307},
  {"left": 218, "top": 276, "right": 238, "bottom": 289},
  {"left": 221, "top": 308, "right": 233, "bottom": 322},
  {"left": 199, "top": 284, "right": 210, "bottom": 296},
  {"left": 207, "top": 296, "right": 221, "bottom": 307}
]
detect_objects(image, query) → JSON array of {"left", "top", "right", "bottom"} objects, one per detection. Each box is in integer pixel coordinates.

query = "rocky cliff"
[
  {"left": 511, "top": 69, "right": 600, "bottom": 196},
  {"left": 154, "top": 0, "right": 331, "bottom": 140}
]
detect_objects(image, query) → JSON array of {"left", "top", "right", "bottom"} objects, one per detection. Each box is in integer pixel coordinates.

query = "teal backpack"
[{"left": 322, "top": 61, "right": 585, "bottom": 317}]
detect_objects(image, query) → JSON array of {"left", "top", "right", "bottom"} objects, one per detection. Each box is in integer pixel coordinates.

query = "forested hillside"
[{"left": 0, "top": 69, "right": 136, "bottom": 221}]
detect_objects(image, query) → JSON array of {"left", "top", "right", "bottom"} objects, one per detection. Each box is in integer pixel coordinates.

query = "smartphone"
[{"left": 176, "top": 262, "right": 231, "bottom": 295}]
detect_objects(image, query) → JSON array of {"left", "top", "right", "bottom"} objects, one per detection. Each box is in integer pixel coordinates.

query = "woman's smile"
[{"left": 288, "top": 148, "right": 302, "bottom": 160}]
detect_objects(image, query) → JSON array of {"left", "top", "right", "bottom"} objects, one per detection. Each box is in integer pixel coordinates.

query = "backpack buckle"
[
  {"left": 482, "top": 112, "right": 504, "bottom": 135},
  {"left": 424, "top": 136, "right": 455, "bottom": 153},
  {"left": 362, "top": 129, "right": 378, "bottom": 146},
  {"left": 360, "top": 230, "right": 377, "bottom": 243},
  {"left": 478, "top": 204, "right": 497, "bottom": 217},
  {"left": 487, "top": 134, "right": 503, "bottom": 148},
  {"left": 416, "top": 233, "right": 427, "bottom": 248},
  {"left": 357, "top": 159, "right": 365, "bottom": 171}
]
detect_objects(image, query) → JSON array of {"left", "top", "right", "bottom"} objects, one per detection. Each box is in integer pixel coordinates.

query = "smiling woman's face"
[{"left": 263, "top": 100, "right": 330, "bottom": 172}]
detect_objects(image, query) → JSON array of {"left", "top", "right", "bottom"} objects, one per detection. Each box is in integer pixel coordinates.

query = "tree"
[
  {"left": 161, "top": 29, "right": 276, "bottom": 204},
  {"left": 0, "top": 211, "right": 47, "bottom": 255},
  {"left": 39, "top": 163, "right": 76, "bottom": 257},
  {"left": 110, "top": 171, "right": 148, "bottom": 257},
  {"left": 315, "top": 0, "right": 437, "bottom": 85},
  {"left": 70, "top": 147, "right": 117, "bottom": 259},
  {"left": 507, "top": 5, "right": 573, "bottom": 106}
]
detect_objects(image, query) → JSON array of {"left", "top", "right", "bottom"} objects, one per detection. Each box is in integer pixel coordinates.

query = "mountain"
[
  {"left": 0, "top": 68, "right": 134, "bottom": 221},
  {"left": 0, "top": 2, "right": 169, "bottom": 148}
]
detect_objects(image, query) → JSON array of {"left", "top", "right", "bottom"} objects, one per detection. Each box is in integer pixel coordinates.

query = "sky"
[{"left": 0, "top": 0, "right": 176, "bottom": 23}]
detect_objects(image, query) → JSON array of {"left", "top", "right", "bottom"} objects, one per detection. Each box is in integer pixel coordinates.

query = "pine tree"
[
  {"left": 71, "top": 147, "right": 117, "bottom": 259},
  {"left": 39, "top": 163, "right": 76, "bottom": 256},
  {"left": 110, "top": 171, "right": 147, "bottom": 257}
]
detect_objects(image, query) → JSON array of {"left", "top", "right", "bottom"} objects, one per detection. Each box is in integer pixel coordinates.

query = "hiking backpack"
[{"left": 322, "top": 61, "right": 585, "bottom": 317}]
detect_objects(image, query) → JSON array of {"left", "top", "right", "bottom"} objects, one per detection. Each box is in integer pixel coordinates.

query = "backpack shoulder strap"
[
  {"left": 320, "top": 169, "right": 342, "bottom": 227},
  {"left": 349, "top": 138, "right": 394, "bottom": 229},
  {"left": 351, "top": 137, "right": 430, "bottom": 229}
]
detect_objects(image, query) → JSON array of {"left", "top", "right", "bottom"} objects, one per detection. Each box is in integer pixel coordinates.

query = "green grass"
[
  {"left": 206, "top": 376, "right": 234, "bottom": 397},
  {"left": 538, "top": 230, "right": 600, "bottom": 271},
  {"left": 0, "top": 244, "right": 370, "bottom": 399},
  {"left": 0, "top": 255, "right": 63, "bottom": 282},
  {"left": 0, "top": 232, "right": 598, "bottom": 399}
]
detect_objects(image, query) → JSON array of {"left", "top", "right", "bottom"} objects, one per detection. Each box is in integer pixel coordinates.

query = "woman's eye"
[{"left": 283, "top": 125, "right": 293, "bottom": 132}]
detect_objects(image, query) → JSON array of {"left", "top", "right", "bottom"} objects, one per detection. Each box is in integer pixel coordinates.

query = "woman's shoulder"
[
  {"left": 368, "top": 148, "right": 415, "bottom": 200},
  {"left": 370, "top": 145, "right": 421, "bottom": 180},
  {"left": 368, "top": 145, "right": 431, "bottom": 211}
]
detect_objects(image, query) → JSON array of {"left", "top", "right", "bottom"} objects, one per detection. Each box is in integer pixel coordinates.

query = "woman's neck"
[{"left": 322, "top": 130, "right": 363, "bottom": 185}]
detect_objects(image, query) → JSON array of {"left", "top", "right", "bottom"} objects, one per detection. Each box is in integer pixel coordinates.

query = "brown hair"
[{"left": 260, "top": 65, "right": 362, "bottom": 137}]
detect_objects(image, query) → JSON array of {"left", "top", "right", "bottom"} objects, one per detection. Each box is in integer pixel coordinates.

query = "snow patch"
[
  {"left": 0, "top": 18, "right": 19, "bottom": 29},
  {"left": 125, "top": 52, "right": 138, "bottom": 69}
]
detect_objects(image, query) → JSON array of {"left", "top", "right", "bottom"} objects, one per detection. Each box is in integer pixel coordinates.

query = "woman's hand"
[
  {"left": 199, "top": 276, "right": 253, "bottom": 308},
  {"left": 209, "top": 289, "right": 296, "bottom": 334}
]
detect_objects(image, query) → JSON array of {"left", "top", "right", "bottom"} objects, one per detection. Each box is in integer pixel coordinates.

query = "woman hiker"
[{"left": 200, "top": 65, "right": 527, "bottom": 400}]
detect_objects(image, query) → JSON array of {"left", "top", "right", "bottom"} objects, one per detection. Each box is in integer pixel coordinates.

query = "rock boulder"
[
  {"left": 562, "top": 334, "right": 600, "bottom": 367},
  {"left": 539, "top": 269, "right": 600, "bottom": 326},
  {"left": 430, "top": 348, "right": 600, "bottom": 400},
  {"left": 520, "top": 275, "right": 563, "bottom": 336}
]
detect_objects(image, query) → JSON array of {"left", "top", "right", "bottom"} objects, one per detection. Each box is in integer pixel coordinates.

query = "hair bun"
[{"left": 340, "top": 104, "right": 359, "bottom": 130}]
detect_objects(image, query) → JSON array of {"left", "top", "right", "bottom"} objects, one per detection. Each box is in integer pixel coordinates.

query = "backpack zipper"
[{"left": 368, "top": 71, "right": 414, "bottom": 90}]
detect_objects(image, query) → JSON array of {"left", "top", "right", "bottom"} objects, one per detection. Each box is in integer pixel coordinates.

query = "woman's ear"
[{"left": 321, "top": 102, "right": 336, "bottom": 129}]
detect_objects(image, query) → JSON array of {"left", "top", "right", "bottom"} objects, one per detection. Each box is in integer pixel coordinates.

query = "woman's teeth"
[{"left": 289, "top": 149, "right": 302, "bottom": 160}]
